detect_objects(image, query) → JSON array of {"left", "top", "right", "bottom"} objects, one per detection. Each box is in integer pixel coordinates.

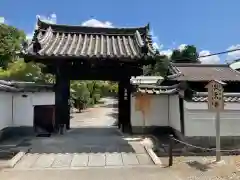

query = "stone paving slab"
[
  {"left": 14, "top": 154, "right": 40, "bottom": 169},
  {"left": 51, "top": 154, "right": 73, "bottom": 168},
  {"left": 71, "top": 154, "right": 88, "bottom": 167},
  {"left": 32, "top": 154, "right": 55, "bottom": 168},
  {"left": 122, "top": 153, "right": 139, "bottom": 165},
  {"left": 136, "top": 154, "right": 153, "bottom": 165},
  {"left": 88, "top": 154, "right": 106, "bottom": 167},
  {"left": 106, "top": 153, "right": 123, "bottom": 166}
]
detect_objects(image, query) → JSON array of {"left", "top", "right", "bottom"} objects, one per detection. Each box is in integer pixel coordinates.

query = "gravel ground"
[{"left": 160, "top": 155, "right": 240, "bottom": 179}]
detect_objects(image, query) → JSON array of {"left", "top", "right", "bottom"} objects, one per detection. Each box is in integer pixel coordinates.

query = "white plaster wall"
[
  {"left": 13, "top": 92, "right": 55, "bottom": 127},
  {"left": 13, "top": 93, "right": 33, "bottom": 126},
  {"left": 169, "top": 95, "right": 181, "bottom": 131},
  {"left": 184, "top": 101, "right": 240, "bottom": 137},
  {"left": 131, "top": 94, "right": 169, "bottom": 127},
  {"left": 0, "top": 92, "right": 13, "bottom": 130},
  {"left": 32, "top": 92, "right": 55, "bottom": 105}
]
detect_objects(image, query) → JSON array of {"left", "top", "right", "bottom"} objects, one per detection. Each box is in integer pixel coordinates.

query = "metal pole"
[{"left": 215, "top": 110, "right": 221, "bottom": 162}]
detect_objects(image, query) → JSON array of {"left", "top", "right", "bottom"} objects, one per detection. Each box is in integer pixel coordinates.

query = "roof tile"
[
  {"left": 24, "top": 19, "right": 156, "bottom": 61},
  {"left": 172, "top": 63, "right": 240, "bottom": 81}
]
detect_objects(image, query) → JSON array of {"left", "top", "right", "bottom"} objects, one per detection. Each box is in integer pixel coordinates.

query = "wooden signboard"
[{"left": 205, "top": 80, "right": 225, "bottom": 111}]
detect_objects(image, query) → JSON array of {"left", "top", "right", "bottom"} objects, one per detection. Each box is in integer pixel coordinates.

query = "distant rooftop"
[{"left": 171, "top": 63, "right": 240, "bottom": 82}]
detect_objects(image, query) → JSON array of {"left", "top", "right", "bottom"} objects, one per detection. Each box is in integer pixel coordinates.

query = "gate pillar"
[
  {"left": 119, "top": 78, "right": 132, "bottom": 133},
  {"left": 55, "top": 64, "right": 70, "bottom": 134}
]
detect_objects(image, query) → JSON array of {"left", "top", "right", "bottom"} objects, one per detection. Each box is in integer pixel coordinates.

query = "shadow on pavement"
[
  {"left": 186, "top": 161, "right": 211, "bottom": 172},
  {"left": 15, "top": 127, "right": 136, "bottom": 154},
  {"left": 107, "top": 112, "right": 118, "bottom": 126}
]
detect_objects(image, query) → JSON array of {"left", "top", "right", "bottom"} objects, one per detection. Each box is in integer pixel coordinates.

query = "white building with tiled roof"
[
  {"left": 130, "top": 64, "right": 240, "bottom": 148},
  {"left": 0, "top": 80, "right": 55, "bottom": 140}
]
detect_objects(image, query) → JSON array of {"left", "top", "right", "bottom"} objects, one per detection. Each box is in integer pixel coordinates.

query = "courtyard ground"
[
  {"left": 0, "top": 97, "right": 240, "bottom": 179},
  {"left": 6, "top": 97, "right": 154, "bottom": 170}
]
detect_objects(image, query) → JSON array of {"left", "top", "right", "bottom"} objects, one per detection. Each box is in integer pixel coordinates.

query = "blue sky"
[{"left": 1, "top": 0, "right": 240, "bottom": 63}]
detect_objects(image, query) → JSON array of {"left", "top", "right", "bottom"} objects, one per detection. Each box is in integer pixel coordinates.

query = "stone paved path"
[
  {"left": 13, "top": 97, "right": 154, "bottom": 169},
  {"left": 14, "top": 144, "right": 153, "bottom": 169}
]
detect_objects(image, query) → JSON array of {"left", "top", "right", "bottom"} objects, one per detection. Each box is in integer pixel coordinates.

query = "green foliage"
[
  {"left": 171, "top": 45, "right": 199, "bottom": 63},
  {"left": 143, "top": 55, "right": 170, "bottom": 76},
  {"left": 0, "top": 59, "right": 43, "bottom": 81},
  {"left": 144, "top": 45, "right": 200, "bottom": 76},
  {"left": 71, "top": 81, "right": 90, "bottom": 106},
  {"left": 70, "top": 80, "right": 117, "bottom": 111},
  {"left": 0, "top": 24, "right": 26, "bottom": 68}
]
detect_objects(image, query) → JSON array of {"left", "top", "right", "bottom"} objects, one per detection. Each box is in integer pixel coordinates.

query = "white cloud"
[
  {"left": 0, "top": 17, "right": 5, "bottom": 24},
  {"left": 160, "top": 44, "right": 186, "bottom": 57},
  {"left": 199, "top": 50, "right": 220, "bottom": 64},
  {"left": 178, "top": 44, "right": 187, "bottom": 51},
  {"left": 160, "top": 49, "right": 173, "bottom": 57},
  {"left": 226, "top": 44, "right": 240, "bottom": 63},
  {"left": 81, "top": 19, "right": 113, "bottom": 28},
  {"left": 36, "top": 13, "right": 57, "bottom": 24},
  {"left": 149, "top": 30, "right": 163, "bottom": 50}
]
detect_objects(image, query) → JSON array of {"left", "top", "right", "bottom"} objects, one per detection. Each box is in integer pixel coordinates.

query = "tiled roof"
[
  {"left": 190, "top": 92, "right": 240, "bottom": 103},
  {"left": 171, "top": 63, "right": 240, "bottom": 81},
  {"left": 22, "top": 19, "right": 156, "bottom": 61},
  {"left": 0, "top": 80, "right": 54, "bottom": 92},
  {"left": 0, "top": 84, "right": 18, "bottom": 92},
  {"left": 136, "top": 84, "right": 179, "bottom": 95}
]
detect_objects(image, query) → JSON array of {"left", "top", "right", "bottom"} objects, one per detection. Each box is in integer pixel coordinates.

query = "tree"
[
  {"left": 171, "top": 45, "right": 200, "bottom": 63},
  {"left": 70, "top": 81, "right": 90, "bottom": 112},
  {"left": 143, "top": 55, "right": 170, "bottom": 77},
  {"left": 0, "top": 59, "right": 43, "bottom": 81},
  {"left": 0, "top": 24, "right": 26, "bottom": 68}
]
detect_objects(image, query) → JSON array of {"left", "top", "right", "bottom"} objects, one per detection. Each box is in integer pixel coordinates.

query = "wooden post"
[
  {"left": 215, "top": 108, "right": 221, "bottom": 162},
  {"left": 168, "top": 134, "right": 174, "bottom": 166},
  {"left": 55, "top": 64, "right": 70, "bottom": 134},
  {"left": 124, "top": 78, "right": 132, "bottom": 134},
  {"left": 119, "top": 78, "right": 132, "bottom": 134},
  {"left": 66, "top": 80, "right": 70, "bottom": 130},
  {"left": 118, "top": 81, "right": 124, "bottom": 130},
  {"left": 205, "top": 80, "right": 225, "bottom": 162},
  {"left": 55, "top": 67, "right": 61, "bottom": 132}
]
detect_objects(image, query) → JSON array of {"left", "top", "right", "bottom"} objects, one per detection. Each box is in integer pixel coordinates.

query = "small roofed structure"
[{"left": 21, "top": 18, "right": 159, "bottom": 133}]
